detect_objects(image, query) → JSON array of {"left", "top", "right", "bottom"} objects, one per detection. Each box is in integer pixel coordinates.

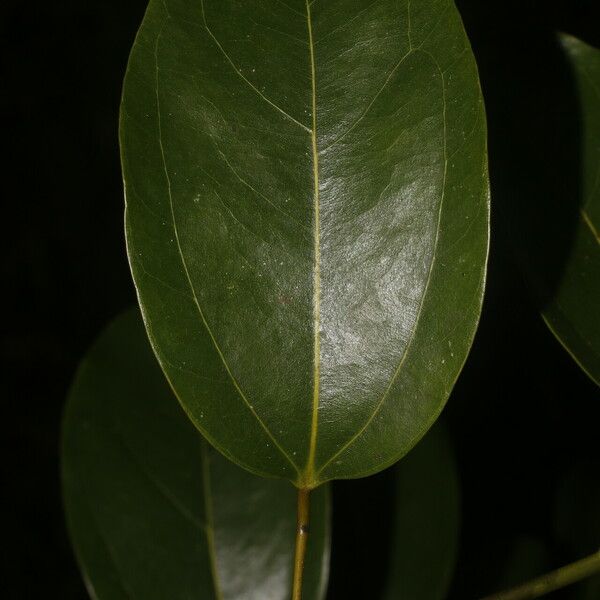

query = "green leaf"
[
  {"left": 62, "top": 309, "right": 330, "bottom": 600},
  {"left": 121, "top": 0, "right": 489, "bottom": 487},
  {"left": 382, "top": 422, "right": 460, "bottom": 600},
  {"left": 540, "top": 35, "right": 600, "bottom": 386}
]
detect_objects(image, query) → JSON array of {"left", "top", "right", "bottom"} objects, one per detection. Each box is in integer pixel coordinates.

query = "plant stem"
[
  {"left": 292, "top": 488, "right": 311, "bottom": 600},
  {"left": 481, "top": 549, "right": 600, "bottom": 600}
]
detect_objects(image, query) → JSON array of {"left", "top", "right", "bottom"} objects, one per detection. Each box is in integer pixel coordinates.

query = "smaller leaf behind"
[
  {"left": 381, "top": 421, "right": 460, "bottom": 600},
  {"left": 62, "top": 308, "right": 330, "bottom": 600}
]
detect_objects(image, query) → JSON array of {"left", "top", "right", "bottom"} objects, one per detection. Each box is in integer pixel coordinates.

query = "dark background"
[{"left": 2, "top": 0, "right": 599, "bottom": 597}]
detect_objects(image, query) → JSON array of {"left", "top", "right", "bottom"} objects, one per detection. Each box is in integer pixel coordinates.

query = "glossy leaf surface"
[
  {"left": 62, "top": 310, "right": 330, "bottom": 600},
  {"left": 382, "top": 422, "right": 460, "bottom": 600},
  {"left": 542, "top": 35, "right": 600, "bottom": 385},
  {"left": 121, "top": 0, "right": 489, "bottom": 486}
]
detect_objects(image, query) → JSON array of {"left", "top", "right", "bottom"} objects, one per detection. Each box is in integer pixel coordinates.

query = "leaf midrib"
[
  {"left": 159, "top": 0, "right": 324, "bottom": 488},
  {"left": 304, "top": 0, "right": 322, "bottom": 488}
]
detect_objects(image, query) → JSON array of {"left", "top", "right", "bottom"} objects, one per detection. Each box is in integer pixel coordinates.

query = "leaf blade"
[{"left": 122, "top": 0, "right": 489, "bottom": 485}]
